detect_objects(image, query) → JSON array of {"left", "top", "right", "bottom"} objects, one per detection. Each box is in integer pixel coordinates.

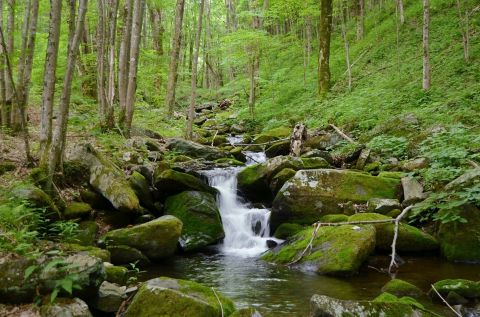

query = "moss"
[
  {"left": 301, "top": 157, "right": 330, "bottom": 169},
  {"left": 320, "top": 214, "right": 349, "bottom": 223},
  {"left": 105, "top": 265, "right": 129, "bottom": 285},
  {"left": 61, "top": 243, "right": 111, "bottom": 262},
  {"left": 63, "top": 202, "right": 92, "bottom": 219},
  {"left": 107, "top": 245, "right": 151, "bottom": 267},
  {"left": 154, "top": 169, "right": 217, "bottom": 198},
  {"left": 66, "top": 220, "right": 98, "bottom": 246},
  {"left": 263, "top": 225, "right": 375, "bottom": 276},
  {"left": 265, "top": 140, "right": 290, "bottom": 157},
  {"left": 262, "top": 126, "right": 291, "bottom": 138},
  {"left": 432, "top": 279, "right": 480, "bottom": 299},
  {"left": 125, "top": 277, "right": 235, "bottom": 317},
  {"left": 364, "top": 162, "right": 381, "bottom": 172},
  {"left": 270, "top": 168, "right": 297, "bottom": 194},
  {"left": 229, "top": 147, "right": 246, "bottom": 162},
  {"left": 377, "top": 171, "right": 406, "bottom": 179},
  {"left": 381, "top": 279, "right": 424, "bottom": 298},
  {"left": 237, "top": 163, "right": 272, "bottom": 202},
  {"left": 273, "top": 223, "right": 304, "bottom": 239},
  {"left": 128, "top": 171, "right": 155, "bottom": 210},
  {"left": 164, "top": 191, "right": 224, "bottom": 252},
  {"left": 387, "top": 209, "right": 402, "bottom": 218},
  {"left": 214, "top": 158, "right": 245, "bottom": 166},
  {"left": 373, "top": 293, "right": 425, "bottom": 310},
  {"left": 171, "top": 155, "right": 193, "bottom": 162}
]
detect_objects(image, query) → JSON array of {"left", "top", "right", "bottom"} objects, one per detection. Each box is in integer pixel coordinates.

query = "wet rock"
[
  {"left": 63, "top": 202, "right": 92, "bottom": 220},
  {"left": 381, "top": 279, "right": 424, "bottom": 298},
  {"left": 401, "top": 177, "right": 426, "bottom": 206},
  {"left": 367, "top": 198, "right": 401, "bottom": 214},
  {"left": 164, "top": 191, "right": 224, "bottom": 252},
  {"left": 93, "top": 281, "right": 127, "bottom": 313},
  {"left": 271, "top": 169, "right": 401, "bottom": 229},
  {"left": 154, "top": 168, "right": 216, "bottom": 198},
  {"left": 124, "top": 277, "right": 236, "bottom": 317},
  {"left": 104, "top": 263, "right": 129, "bottom": 285},
  {"left": 348, "top": 213, "right": 438, "bottom": 253},
  {"left": 431, "top": 279, "right": 480, "bottom": 299},
  {"left": 263, "top": 225, "right": 375, "bottom": 276},
  {"left": 101, "top": 215, "right": 182, "bottom": 261},
  {"left": 166, "top": 138, "right": 226, "bottom": 160},
  {"left": 273, "top": 223, "right": 304, "bottom": 239},
  {"left": 128, "top": 171, "right": 155, "bottom": 210},
  {"left": 107, "top": 245, "right": 151, "bottom": 267},
  {"left": 269, "top": 168, "right": 296, "bottom": 194},
  {"left": 40, "top": 298, "right": 93, "bottom": 317},
  {"left": 265, "top": 140, "right": 290, "bottom": 158},
  {"left": 266, "top": 240, "right": 278, "bottom": 248}
]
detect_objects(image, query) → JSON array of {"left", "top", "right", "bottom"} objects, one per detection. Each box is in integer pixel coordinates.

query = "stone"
[
  {"left": 107, "top": 245, "right": 151, "bottom": 267},
  {"left": 60, "top": 243, "right": 111, "bottom": 262},
  {"left": 164, "top": 191, "right": 224, "bottom": 252},
  {"left": 431, "top": 279, "right": 480, "bottom": 299},
  {"left": 79, "top": 189, "right": 111, "bottom": 210},
  {"left": 128, "top": 171, "right": 155, "bottom": 210},
  {"left": 166, "top": 138, "right": 226, "bottom": 160},
  {"left": 319, "top": 214, "right": 349, "bottom": 223},
  {"left": 355, "top": 148, "right": 371, "bottom": 170},
  {"left": 262, "top": 225, "right": 375, "bottom": 276},
  {"left": 445, "top": 168, "right": 480, "bottom": 191},
  {"left": 124, "top": 277, "right": 236, "bottom": 317},
  {"left": 271, "top": 169, "right": 401, "bottom": 229},
  {"left": 348, "top": 213, "right": 438, "bottom": 253},
  {"left": 378, "top": 171, "right": 406, "bottom": 179},
  {"left": 273, "top": 223, "right": 304, "bottom": 239},
  {"left": 63, "top": 202, "right": 92, "bottom": 219},
  {"left": 401, "top": 177, "right": 426, "bottom": 206},
  {"left": 265, "top": 140, "right": 290, "bottom": 158},
  {"left": 104, "top": 263, "right": 129, "bottom": 285},
  {"left": 154, "top": 169, "right": 216, "bottom": 198},
  {"left": 401, "top": 157, "right": 429, "bottom": 172},
  {"left": 101, "top": 216, "right": 182, "bottom": 260},
  {"left": 310, "top": 294, "right": 438, "bottom": 317},
  {"left": 230, "top": 308, "right": 264, "bottom": 317},
  {"left": 67, "top": 221, "right": 98, "bottom": 246},
  {"left": 304, "top": 133, "right": 342, "bottom": 150},
  {"left": 93, "top": 281, "right": 127, "bottom": 313},
  {"left": 10, "top": 184, "right": 60, "bottom": 218},
  {"left": 40, "top": 298, "right": 93, "bottom": 317},
  {"left": 437, "top": 204, "right": 480, "bottom": 262},
  {"left": 367, "top": 198, "right": 401, "bottom": 214},
  {"left": 269, "top": 168, "right": 296, "bottom": 195},
  {"left": 301, "top": 150, "right": 334, "bottom": 165},
  {"left": 381, "top": 279, "right": 424, "bottom": 298}
]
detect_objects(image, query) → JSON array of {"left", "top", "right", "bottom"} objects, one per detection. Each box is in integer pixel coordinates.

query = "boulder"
[
  {"left": 367, "top": 198, "right": 401, "bottom": 214},
  {"left": 262, "top": 225, "right": 375, "bottom": 276},
  {"left": 401, "top": 157, "right": 429, "bottom": 172},
  {"left": 104, "top": 263, "right": 129, "bottom": 285},
  {"left": 60, "top": 243, "right": 111, "bottom": 262},
  {"left": 93, "top": 281, "right": 127, "bottom": 313},
  {"left": 271, "top": 169, "right": 401, "bottom": 229},
  {"left": 304, "top": 133, "right": 342, "bottom": 150},
  {"left": 310, "top": 294, "right": 438, "bottom": 317},
  {"left": 67, "top": 221, "right": 98, "bottom": 246},
  {"left": 164, "top": 191, "right": 224, "bottom": 252},
  {"left": 63, "top": 202, "right": 92, "bottom": 219},
  {"left": 401, "top": 177, "right": 426, "bottom": 206},
  {"left": 265, "top": 140, "right": 290, "bottom": 158},
  {"left": 301, "top": 150, "right": 334, "bottom": 165},
  {"left": 107, "top": 245, "right": 151, "bottom": 267},
  {"left": 269, "top": 168, "right": 296, "bottom": 194},
  {"left": 124, "top": 277, "right": 236, "bottom": 317},
  {"left": 154, "top": 169, "right": 216, "bottom": 198},
  {"left": 40, "top": 298, "right": 93, "bottom": 317},
  {"left": 166, "top": 138, "right": 226, "bottom": 160},
  {"left": 431, "top": 279, "right": 480, "bottom": 299},
  {"left": 445, "top": 168, "right": 480, "bottom": 191},
  {"left": 101, "top": 216, "right": 182, "bottom": 260},
  {"left": 437, "top": 204, "right": 480, "bottom": 262},
  {"left": 319, "top": 214, "right": 349, "bottom": 223},
  {"left": 381, "top": 279, "right": 424, "bottom": 298},
  {"left": 128, "top": 171, "right": 155, "bottom": 210},
  {"left": 10, "top": 184, "right": 59, "bottom": 218},
  {"left": 348, "top": 213, "right": 438, "bottom": 253},
  {"left": 272, "top": 223, "right": 304, "bottom": 239}
]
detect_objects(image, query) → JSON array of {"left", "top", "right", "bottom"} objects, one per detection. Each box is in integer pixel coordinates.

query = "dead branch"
[
  {"left": 388, "top": 205, "right": 413, "bottom": 274},
  {"left": 232, "top": 137, "right": 289, "bottom": 147},
  {"left": 430, "top": 284, "right": 462, "bottom": 317},
  {"left": 211, "top": 130, "right": 218, "bottom": 147},
  {"left": 329, "top": 124, "right": 355, "bottom": 143},
  {"left": 211, "top": 287, "right": 224, "bottom": 317}
]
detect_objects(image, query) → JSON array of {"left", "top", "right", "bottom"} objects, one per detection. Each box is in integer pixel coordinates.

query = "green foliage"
[{"left": 367, "top": 136, "right": 408, "bottom": 159}]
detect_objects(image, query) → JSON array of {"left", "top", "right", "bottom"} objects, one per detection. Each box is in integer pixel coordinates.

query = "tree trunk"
[
  {"left": 397, "top": 0, "right": 405, "bottom": 25},
  {"left": 39, "top": 0, "right": 62, "bottom": 165},
  {"left": 186, "top": 0, "right": 205, "bottom": 139},
  {"left": 422, "top": 0, "right": 430, "bottom": 91},
  {"left": 318, "top": 0, "right": 333, "bottom": 97},
  {"left": 118, "top": 0, "right": 132, "bottom": 122},
  {"left": 341, "top": 2, "right": 352, "bottom": 91},
  {"left": 96, "top": 0, "right": 108, "bottom": 128},
  {"left": 0, "top": 0, "right": 7, "bottom": 127},
  {"left": 5, "top": 0, "right": 14, "bottom": 107},
  {"left": 455, "top": 0, "right": 470, "bottom": 63},
  {"left": 356, "top": 0, "right": 364, "bottom": 40},
  {"left": 165, "top": 0, "right": 186, "bottom": 116},
  {"left": 105, "top": 0, "right": 118, "bottom": 128},
  {"left": 48, "top": 0, "right": 88, "bottom": 187}
]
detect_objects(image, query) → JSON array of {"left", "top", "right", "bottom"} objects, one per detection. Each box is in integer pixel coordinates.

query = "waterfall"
[{"left": 203, "top": 149, "right": 279, "bottom": 257}]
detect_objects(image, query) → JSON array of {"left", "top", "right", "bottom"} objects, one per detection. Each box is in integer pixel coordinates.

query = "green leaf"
[
  {"left": 50, "top": 288, "right": 60, "bottom": 303},
  {"left": 60, "top": 279, "right": 73, "bottom": 294},
  {"left": 24, "top": 265, "right": 37, "bottom": 280}
]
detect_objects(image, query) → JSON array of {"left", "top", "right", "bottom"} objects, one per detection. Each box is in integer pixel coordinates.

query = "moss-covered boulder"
[
  {"left": 164, "top": 191, "right": 224, "bottom": 252},
  {"left": 101, "top": 215, "right": 182, "bottom": 260},
  {"left": 348, "top": 213, "right": 438, "bottom": 253},
  {"left": 128, "top": 171, "right": 155, "bottom": 210},
  {"left": 124, "top": 277, "right": 236, "bottom": 317},
  {"left": 304, "top": 133, "right": 342, "bottom": 150},
  {"left": 273, "top": 223, "right": 304, "bottom": 239},
  {"left": 104, "top": 263, "right": 129, "bottom": 285},
  {"left": 230, "top": 308, "right": 264, "bottom": 317},
  {"left": 271, "top": 169, "right": 401, "bottom": 229},
  {"left": 92, "top": 281, "right": 127, "bottom": 313},
  {"left": 367, "top": 198, "right": 401, "bottom": 214},
  {"left": 437, "top": 204, "right": 480, "bottom": 262},
  {"left": 263, "top": 225, "right": 376, "bottom": 276},
  {"left": 270, "top": 168, "right": 296, "bottom": 194},
  {"left": 63, "top": 202, "right": 92, "bottom": 219},
  {"left": 319, "top": 214, "right": 349, "bottom": 223},
  {"left": 60, "top": 243, "right": 111, "bottom": 262},
  {"left": 107, "top": 245, "right": 151, "bottom": 267},
  {"left": 265, "top": 140, "right": 290, "bottom": 158},
  {"left": 10, "top": 184, "right": 60, "bottom": 218},
  {"left": 154, "top": 169, "right": 216, "bottom": 198},
  {"left": 166, "top": 138, "right": 227, "bottom": 160},
  {"left": 67, "top": 220, "right": 98, "bottom": 246},
  {"left": 311, "top": 294, "right": 439, "bottom": 317},
  {"left": 40, "top": 298, "right": 93, "bottom": 317},
  {"left": 431, "top": 279, "right": 480, "bottom": 299},
  {"left": 381, "top": 279, "right": 424, "bottom": 298}
]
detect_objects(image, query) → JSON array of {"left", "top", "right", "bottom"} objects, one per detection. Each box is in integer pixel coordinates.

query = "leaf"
[
  {"left": 50, "top": 288, "right": 60, "bottom": 303},
  {"left": 44, "top": 259, "right": 64, "bottom": 272},
  {"left": 60, "top": 279, "right": 73, "bottom": 294},
  {"left": 24, "top": 265, "right": 37, "bottom": 280}
]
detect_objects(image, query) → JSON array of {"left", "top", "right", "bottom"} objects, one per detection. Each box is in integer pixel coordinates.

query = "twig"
[
  {"left": 211, "top": 130, "right": 218, "bottom": 147},
  {"left": 329, "top": 124, "right": 355, "bottom": 143},
  {"left": 467, "top": 159, "right": 479, "bottom": 168},
  {"left": 233, "top": 137, "right": 289, "bottom": 147},
  {"left": 244, "top": 153, "right": 261, "bottom": 164},
  {"left": 388, "top": 205, "right": 413, "bottom": 274},
  {"left": 288, "top": 222, "right": 322, "bottom": 265},
  {"left": 211, "top": 287, "right": 224, "bottom": 317},
  {"left": 430, "top": 284, "right": 462, "bottom": 317}
]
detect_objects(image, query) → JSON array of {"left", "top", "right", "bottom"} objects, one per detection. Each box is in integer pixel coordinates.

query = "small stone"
[
  {"left": 266, "top": 240, "right": 278, "bottom": 248},
  {"left": 401, "top": 177, "right": 425, "bottom": 206},
  {"left": 367, "top": 198, "right": 401, "bottom": 214},
  {"left": 93, "top": 281, "right": 127, "bottom": 313}
]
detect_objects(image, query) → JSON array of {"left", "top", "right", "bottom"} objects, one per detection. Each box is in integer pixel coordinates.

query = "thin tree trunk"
[
  {"left": 105, "top": 0, "right": 119, "bottom": 128},
  {"left": 118, "top": 0, "right": 132, "bottom": 122},
  {"left": 455, "top": 0, "right": 470, "bottom": 63},
  {"left": 341, "top": 2, "right": 352, "bottom": 91},
  {"left": 96, "top": 0, "right": 108, "bottom": 128},
  {"left": 422, "top": 0, "right": 430, "bottom": 90},
  {"left": 356, "top": 0, "right": 364, "bottom": 40},
  {"left": 318, "top": 0, "right": 333, "bottom": 97},
  {"left": 397, "top": 0, "right": 404, "bottom": 25},
  {"left": 0, "top": 0, "right": 7, "bottom": 127},
  {"left": 39, "top": 0, "right": 62, "bottom": 165},
  {"left": 186, "top": 0, "right": 205, "bottom": 139},
  {"left": 165, "top": 0, "right": 186, "bottom": 116},
  {"left": 5, "top": 0, "right": 14, "bottom": 107}
]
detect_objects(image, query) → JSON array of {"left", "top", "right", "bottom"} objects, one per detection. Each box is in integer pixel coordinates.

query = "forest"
[{"left": 0, "top": 0, "right": 479, "bottom": 316}]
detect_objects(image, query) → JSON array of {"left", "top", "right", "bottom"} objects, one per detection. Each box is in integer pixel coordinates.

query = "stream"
[{"left": 142, "top": 141, "right": 480, "bottom": 316}]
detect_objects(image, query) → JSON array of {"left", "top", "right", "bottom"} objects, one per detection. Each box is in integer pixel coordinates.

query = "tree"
[
  {"left": 341, "top": 1, "right": 352, "bottom": 91},
  {"left": 186, "top": 0, "right": 205, "bottom": 139},
  {"left": 455, "top": 0, "right": 470, "bottom": 63},
  {"left": 422, "top": 0, "right": 430, "bottom": 91},
  {"left": 356, "top": 0, "right": 365, "bottom": 40},
  {"left": 318, "top": 0, "right": 333, "bottom": 97},
  {"left": 397, "top": 0, "right": 404, "bottom": 25},
  {"left": 165, "top": 0, "right": 186, "bottom": 116},
  {"left": 0, "top": 0, "right": 7, "bottom": 127}
]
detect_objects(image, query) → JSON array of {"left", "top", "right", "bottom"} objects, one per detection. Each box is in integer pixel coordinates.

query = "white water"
[{"left": 203, "top": 150, "right": 279, "bottom": 257}]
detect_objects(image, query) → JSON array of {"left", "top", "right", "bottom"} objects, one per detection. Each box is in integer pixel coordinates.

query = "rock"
[
  {"left": 107, "top": 245, "right": 151, "bottom": 267},
  {"left": 230, "top": 124, "right": 245, "bottom": 133},
  {"left": 271, "top": 169, "right": 401, "bottom": 229},
  {"left": 40, "top": 298, "right": 93, "bottom": 317},
  {"left": 266, "top": 240, "right": 278, "bottom": 248},
  {"left": 431, "top": 279, "right": 480, "bottom": 299},
  {"left": 381, "top": 279, "right": 424, "bottom": 298},
  {"left": 262, "top": 225, "right": 375, "bottom": 276},
  {"left": 63, "top": 202, "right": 92, "bottom": 219},
  {"left": 301, "top": 150, "right": 334, "bottom": 165},
  {"left": 230, "top": 308, "right": 264, "bottom": 317},
  {"left": 273, "top": 223, "right": 304, "bottom": 239},
  {"left": 61, "top": 243, "right": 111, "bottom": 262},
  {"left": 214, "top": 158, "right": 245, "bottom": 167},
  {"left": 104, "top": 263, "right": 129, "bottom": 285},
  {"left": 437, "top": 204, "right": 480, "bottom": 262},
  {"left": 401, "top": 157, "right": 429, "bottom": 172},
  {"left": 401, "top": 177, "right": 426, "bottom": 206},
  {"left": 355, "top": 148, "right": 371, "bottom": 170},
  {"left": 10, "top": 184, "right": 60, "bottom": 218},
  {"left": 133, "top": 213, "right": 156, "bottom": 224},
  {"left": 367, "top": 198, "right": 401, "bottom": 214},
  {"left": 445, "top": 291, "right": 469, "bottom": 305},
  {"left": 124, "top": 277, "right": 236, "bottom": 317},
  {"left": 265, "top": 140, "right": 290, "bottom": 158},
  {"left": 93, "top": 281, "right": 127, "bottom": 313},
  {"left": 101, "top": 215, "right": 182, "bottom": 260},
  {"left": 319, "top": 214, "right": 349, "bottom": 223},
  {"left": 445, "top": 168, "right": 480, "bottom": 191},
  {"left": 378, "top": 171, "right": 406, "bottom": 179},
  {"left": 230, "top": 147, "right": 246, "bottom": 162},
  {"left": 154, "top": 169, "right": 216, "bottom": 198},
  {"left": 269, "top": 168, "right": 296, "bottom": 194},
  {"left": 128, "top": 171, "right": 155, "bottom": 210},
  {"left": 310, "top": 294, "right": 438, "bottom": 317},
  {"left": 348, "top": 213, "right": 438, "bottom": 253},
  {"left": 166, "top": 138, "right": 226, "bottom": 160},
  {"left": 79, "top": 189, "right": 111, "bottom": 210},
  {"left": 67, "top": 221, "right": 98, "bottom": 246},
  {"left": 368, "top": 113, "right": 419, "bottom": 138},
  {"left": 304, "top": 133, "right": 342, "bottom": 150},
  {"left": 164, "top": 191, "right": 224, "bottom": 252}
]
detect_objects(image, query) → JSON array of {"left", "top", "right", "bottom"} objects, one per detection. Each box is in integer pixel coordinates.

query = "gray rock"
[
  {"left": 93, "top": 281, "right": 127, "bottom": 313},
  {"left": 445, "top": 168, "right": 480, "bottom": 191},
  {"left": 107, "top": 245, "right": 151, "bottom": 267},
  {"left": 166, "top": 138, "right": 227, "bottom": 160},
  {"left": 401, "top": 177, "right": 426, "bottom": 206},
  {"left": 401, "top": 157, "right": 429, "bottom": 172},
  {"left": 40, "top": 298, "right": 92, "bottom": 317},
  {"left": 356, "top": 148, "right": 371, "bottom": 170},
  {"left": 367, "top": 198, "right": 401, "bottom": 214}
]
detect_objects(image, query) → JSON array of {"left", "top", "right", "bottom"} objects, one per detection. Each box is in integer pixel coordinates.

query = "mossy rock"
[
  {"left": 61, "top": 243, "right": 111, "bottom": 262},
  {"left": 263, "top": 225, "right": 376, "bottom": 276},
  {"left": 214, "top": 158, "right": 245, "bottom": 166},
  {"left": 66, "top": 220, "right": 98, "bottom": 246},
  {"left": 304, "top": 133, "right": 342, "bottom": 150},
  {"left": 437, "top": 204, "right": 480, "bottom": 262},
  {"left": 166, "top": 138, "right": 227, "bottom": 160},
  {"left": 171, "top": 155, "right": 193, "bottom": 163},
  {"left": 377, "top": 172, "right": 407, "bottom": 179},
  {"left": 63, "top": 202, "right": 92, "bottom": 219},
  {"left": 265, "top": 140, "right": 290, "bottom": 158},
  {"left": 270, "top": 168, "right": 296, "bottom": 194},
  {"left": 271, "top": 169, "right": 401, "bottom": 229},
  {"left": 319, "top": 214, "right": 349, "bottom": 223},
  {"left": 124, "top": 277, "right": 236, "bottom": 317},
  {"left": 79, "top": 189, "right": 111, "bottom": 210},
  {"left": 431, "top": 279, "right": 480, "bottom": 299},
  {"left": 154, "top": 169, "right": 216, "bottom": 198},
  {"left": 128, "top": 171, "right": 155, "bottom": 210},
  {"left": 0, "top": 161, "right": 15, "bottom": 175},
  {"left": 229, "top": 147, "right": 246, "bottom": 162},
  {"left": 364, "top": 162, "right": 381, "bottom": 172},
  {"left": 273, "top": 223, "right": 304, "bottom": 239},
  {"left": 39, "top": 297, "right": 93, "bottom": 317},
  {"left": 373, "top": 292, "right": 425, "bottom": 310},
  {"left": 164, "top": 191, "right": 225, "bottom": 252},
  {"left": 230, "top": 308, "right": 264, "bottom": 317},
  {"left": 262, "top": 126, "right": 291, "bottom": 138},
  {"left": 107, "top": 245, "right": 151, "bottom": 267},
  {"left": 348, "top": 213, "right": 438, "bottom": 253},
  {"left": 381, "top": 279, "right": 424, "bottom": 298},
  {"left": 10, "top": 183, "right": 60, "bottom": 219},
  {"left": 102, "top": 215, "right": 182, "bottom": 260},
  {"left": 104, "top": 264, "right": 129, "bottom": 285}
]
